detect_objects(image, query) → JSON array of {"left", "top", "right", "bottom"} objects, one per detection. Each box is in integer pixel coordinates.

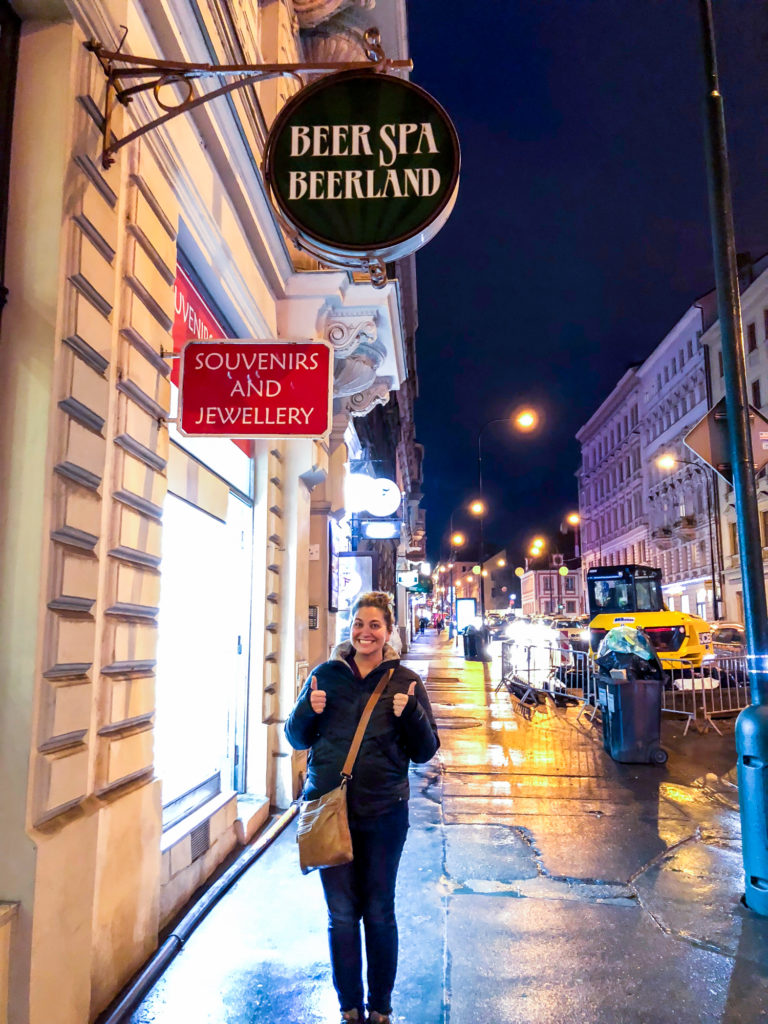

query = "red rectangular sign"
[{"left": 178, "top": 340, "right": 332, "bottom": 439}]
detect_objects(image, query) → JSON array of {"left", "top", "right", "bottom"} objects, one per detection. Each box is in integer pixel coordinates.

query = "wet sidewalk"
[{"left": 129, "top": 632, "right": 768, "bottom": 1023}]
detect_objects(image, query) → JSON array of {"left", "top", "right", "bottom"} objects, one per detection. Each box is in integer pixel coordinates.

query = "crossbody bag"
[{"left": 296, "top": 668, "right": 394, "bottom": 875}]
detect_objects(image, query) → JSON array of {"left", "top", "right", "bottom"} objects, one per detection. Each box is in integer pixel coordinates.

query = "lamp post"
[
  {"left": 656, "top": 453, "right": 721, "bottom": 620},
  {"left": 448, "top": 528, "right": 465, "bottom": 641},
  {"left": 475, "top": 406, "right": 539, "bottom": 627}
]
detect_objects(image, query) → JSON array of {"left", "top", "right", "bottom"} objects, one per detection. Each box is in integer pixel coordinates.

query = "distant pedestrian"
[
  {"left": 285, "top": 592, "right": 440, "bottom": 1024},
  {"left": 418, "top": 616, "right": 427, "bottom": 635}
]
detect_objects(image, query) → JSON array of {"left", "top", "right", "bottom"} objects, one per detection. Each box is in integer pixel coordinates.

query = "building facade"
[
  {"left": 0, "top": 2, "right": 425, "bottom": 1021},
  {"left": 576, "top": 367, "right": 646, "bottom": 575},
  {"left": 519, "top": 555, "right": 585, "bottom": 617},
  {"left": 576, "top": 301, "right": 720, "bottom": 620}
]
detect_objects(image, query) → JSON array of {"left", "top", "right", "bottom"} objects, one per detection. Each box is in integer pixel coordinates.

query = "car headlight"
[{"left": 580, "top": 629, "right": 591, "bottom": 642}]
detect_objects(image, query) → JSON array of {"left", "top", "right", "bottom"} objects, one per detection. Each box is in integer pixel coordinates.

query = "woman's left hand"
[{"left": 393, "top": 681, "right": 417, "bottom": 717}]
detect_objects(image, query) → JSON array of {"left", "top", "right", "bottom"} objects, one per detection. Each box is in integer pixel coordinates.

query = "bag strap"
[{"left": 341, "top": 668, "right": 394, "bottom": 781}]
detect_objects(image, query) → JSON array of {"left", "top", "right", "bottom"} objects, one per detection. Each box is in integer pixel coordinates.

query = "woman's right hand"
[{"left": 309, "top": 677, "right": 326, "bottom": 714}]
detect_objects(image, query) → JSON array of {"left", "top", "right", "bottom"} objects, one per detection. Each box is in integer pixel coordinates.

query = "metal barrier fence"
[
  {"left": 496, "top": 639, "right": 751, "bottom": 734},
  {"left": 661, "top": 654, "right": 751, "bottom": 734},
  {"left": 497, "top": 640, "right": 597, "bottom": 721}
]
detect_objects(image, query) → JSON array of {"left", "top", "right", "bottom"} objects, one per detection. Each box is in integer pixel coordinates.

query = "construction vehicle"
[{"left": 587, "top": 564, "right": 713, "bottom": 670}]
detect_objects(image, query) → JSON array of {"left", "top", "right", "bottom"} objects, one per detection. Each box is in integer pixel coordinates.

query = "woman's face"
[{"left": 351, "top": 606, "right": 391, "bottom": 659}]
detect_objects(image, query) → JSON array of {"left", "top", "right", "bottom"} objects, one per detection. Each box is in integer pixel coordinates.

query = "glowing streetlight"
[
  {"left": 514, "top": 406, "right": 539, "bottom": 433},
  {"left": 497, "top": 558, "right": 506, "bottom": 567},
  {"left": 451, "top": 531, "right": 466, "bottom": 547},
  {"left": 531, "top": 536, "right": 545, "bottom": 548},
  {"left": 566, "top": 512, "right": 580, "bottom": 526},
  {"left": 656, "top": 454, "right": 677, "bottom": 471},
  {"left": 469, "top": 499, "right": 486, "bottom": 516}
]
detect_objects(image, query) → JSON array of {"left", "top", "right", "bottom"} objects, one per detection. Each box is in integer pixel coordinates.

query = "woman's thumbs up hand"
[
  {"left": 309, "top": 677, "right": 326, "bottom": 714},
  {"left": 393, "top": 680, "right": 417, "bottom": 717}
]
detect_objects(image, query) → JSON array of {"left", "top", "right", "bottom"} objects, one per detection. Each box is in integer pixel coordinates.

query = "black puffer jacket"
[{"left": 285, "top": 642, "right": 440, "bottom": 819}]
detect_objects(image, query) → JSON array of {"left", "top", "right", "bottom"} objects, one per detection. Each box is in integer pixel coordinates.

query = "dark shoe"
[
  {"left": 368, "top": 1013, "right": 391, "bottom": 1024},
  {"left": 341, "top": 1011, "right": 365, "bottom": 1023}
]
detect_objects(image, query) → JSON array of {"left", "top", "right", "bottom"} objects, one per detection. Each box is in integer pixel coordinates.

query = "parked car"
[
  {"left": 551, "top": 616, "right": 590, "bottom": 652},
  {"left": 709, "top": 622, "right": 747, "bottom": 685},
  {"left": 710, "top": 622, "right": 746, "bottom": 657}
]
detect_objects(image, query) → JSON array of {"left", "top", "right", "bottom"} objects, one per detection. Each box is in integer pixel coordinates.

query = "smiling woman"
[{"left": 285, "top": 591, "right": 440, "bottom": 1023}]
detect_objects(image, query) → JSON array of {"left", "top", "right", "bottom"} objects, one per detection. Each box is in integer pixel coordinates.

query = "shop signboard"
[
  {"left": 264, "top": 71, "right": 460, "bottom": 266},
  {"left": 178, "top": 339, "right": 332, "bottom": 439}
]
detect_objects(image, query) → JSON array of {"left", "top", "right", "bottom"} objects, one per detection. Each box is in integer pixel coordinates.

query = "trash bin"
[
  {"left": 595, "top": 626, "right": 668, "bottom": 765},
  {"left": 463, "top": 624, "right": 492, "bottom": 662},
  {"left": 463, "top": 625, "right": 478, "bottom": 660}
]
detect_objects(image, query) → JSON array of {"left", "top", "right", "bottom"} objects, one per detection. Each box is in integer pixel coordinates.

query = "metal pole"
[
  {"left": 698, "top": 0, "right": 768, "bottom": 916},
  {"left": 703, "top": 470, "right": 720, "bottom": 620},
  {"left": 477, "top": 429, "right": 487, "bottom": 627}
]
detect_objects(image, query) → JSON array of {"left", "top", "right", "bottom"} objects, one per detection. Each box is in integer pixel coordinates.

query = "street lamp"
[
  {"left": 656, "top": 452, "right": 721, "bottom": 620},
  {"left": 475, "top": 406, "right": 540, "bottom": 627},
  {"left": 447, "top": 529, "right": 466, "bottom": 640}
]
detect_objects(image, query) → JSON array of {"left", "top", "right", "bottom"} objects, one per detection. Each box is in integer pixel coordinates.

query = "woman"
[{"left": 286, "top": 592, "right": 440, "bottom": 1024}]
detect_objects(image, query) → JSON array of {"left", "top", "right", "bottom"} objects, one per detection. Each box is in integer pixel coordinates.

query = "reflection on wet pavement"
[{"left": 127, "top": 635, "right": 768, "bottom": 1024}]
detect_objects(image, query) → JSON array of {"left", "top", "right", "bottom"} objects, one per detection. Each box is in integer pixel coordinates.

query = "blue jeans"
[{"left": 319, "top": 802, "right": 409, "bottom": 1016}]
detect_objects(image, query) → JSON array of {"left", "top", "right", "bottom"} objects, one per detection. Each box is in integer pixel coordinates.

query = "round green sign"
[{"left": 264, "top": 71, "right": 460, "bottom": 263}]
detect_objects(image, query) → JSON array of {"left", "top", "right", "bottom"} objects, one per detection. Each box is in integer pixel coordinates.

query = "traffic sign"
[{"left": 684, "top": 397, "right": 768, "bottom": 484}]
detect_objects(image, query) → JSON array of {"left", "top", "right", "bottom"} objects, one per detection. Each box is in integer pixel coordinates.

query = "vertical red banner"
[{"left": 172, "top": 266, "right": 253, "bottom": 456}]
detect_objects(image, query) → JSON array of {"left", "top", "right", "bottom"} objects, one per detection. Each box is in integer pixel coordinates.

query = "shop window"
[
  {"left": 155, "top": 490, "right": 253, "bottom": 824},
  {"left": 753, "top": 380, "right": 762, "bottom": 408}
]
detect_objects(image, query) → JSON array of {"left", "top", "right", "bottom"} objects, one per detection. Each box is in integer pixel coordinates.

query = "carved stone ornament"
[
  {"left": 333, "top": 338, "right": 387, "bottom": 396},
  {"left": 343, "top": 378, "right": 391, "bottom": 417},
  {"left": 295, "top": 0, "right": 375, "bottom": 31},
  {"left": 324, "top": 308, "right": 378, "bottom": 357},
  {"left": 300, "top": 4, "right": 376, "bottom": 62}
]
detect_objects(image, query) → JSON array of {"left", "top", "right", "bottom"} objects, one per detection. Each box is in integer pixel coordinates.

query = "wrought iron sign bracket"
[{"left": 85, "top": 28, "right": 412, "bottom": 170}]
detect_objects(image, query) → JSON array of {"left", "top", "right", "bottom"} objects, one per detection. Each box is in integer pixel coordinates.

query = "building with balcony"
[{"left": 576, "top": 295, "right": 721, "bottom": 620}]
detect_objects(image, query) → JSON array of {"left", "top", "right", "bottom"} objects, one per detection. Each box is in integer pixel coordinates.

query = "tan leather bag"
[{"left": 297, "top": 669, "right": 393, "bottom": 874}]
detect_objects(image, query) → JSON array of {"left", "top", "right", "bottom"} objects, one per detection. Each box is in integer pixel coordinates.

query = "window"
[
  {"left": 687, "top": 338, "right": 694, "bottom": 359},
  {"left": 565, "top": 600, "right": 577, "bottom": 613},
  {"left": 761, "top": 509, "right": 768, "bottom": 546},
  {"left": 156, "top": 491, "right": 253, "bottom": 820},
  {"left": 764, "top": 309, "right": 768, "bottom": 339},
  {"left": 748, "top": 322, "right": 758, "bottom": 352},
  {"left": 729, "top": 520, "right": 738, "bottom": 556},
  {"left": 565, "top": 576, "right": 576, "bottom": 593},
  {"left": 718, "top": 351, "right": 724, "bottom": 377},
  {"left": 753, "top": 380, "right": 762, "bottom": 408},
  {"left": 543, "top": 576, "right": 552, "bottom": 591}
]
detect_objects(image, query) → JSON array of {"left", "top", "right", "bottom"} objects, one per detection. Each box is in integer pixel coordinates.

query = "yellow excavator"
[{"left": 587, "top": 564, "right": 713, "bottom": 670}]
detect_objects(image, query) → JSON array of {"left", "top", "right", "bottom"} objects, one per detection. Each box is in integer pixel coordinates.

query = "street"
[{"left": 128, "top": 632, "right": 768, "bottom": 1024}]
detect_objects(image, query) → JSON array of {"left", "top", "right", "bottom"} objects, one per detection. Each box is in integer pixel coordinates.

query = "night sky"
[{"left": 406, "top": 1, "right": 768, "bottom": 567}]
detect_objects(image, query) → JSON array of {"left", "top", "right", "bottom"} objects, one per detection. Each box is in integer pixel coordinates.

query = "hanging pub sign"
[
  {"left": 263, "top": 70, "right": 460, "bottom": 267},
  {"left": 178, "top": 339, "right": 333, "bottom": 439}
]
